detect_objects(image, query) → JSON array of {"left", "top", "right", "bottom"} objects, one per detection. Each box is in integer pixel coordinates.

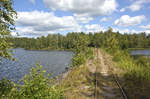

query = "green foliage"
[
  {"left": 111, "top": 49, "right": 150, "bottom": 81},
  {"left": 0, "top": 0, "right": 17, "bottom": 31},
  {"left": 0, "top": 78, "right": 14, "bottom": 97},
  {"left": 17, "top": 64, "right": 63, "bottom": 99},
  {"left": 0, "top": 38, "right": 12, "bottom": 60},
  {"left": 72, "top": 53, "right": 86, "bottom": 67},
  {"left": 0, "top": 64, "right": 64, "bottom": 99},
  {"left": 0, "top": 0, "right": 17, "bottom": 60},
  {"left": 134, "top": 56, "right": 150, "bottom": 67},
  {"left": 84, "top": 47, "right": 94, "bottom": 59},
  {"left": 100, "top": 29, "right": 150, "bottom": 82},
  {"left": 10, "top": 29, "right": 150, "bottom": 51},
  {"left": 72, "top": 47, "right": 94, "bottom": 67},
  {"left": 105, "top": 33, "right": 120, "bottom": 53}
]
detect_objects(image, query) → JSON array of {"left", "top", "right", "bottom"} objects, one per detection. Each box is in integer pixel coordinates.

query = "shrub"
[
  {"left": 72, "top": 53, "right": 86, "bottom": 67},
  {"left": 0, "top": 64, "right": 64, "bottom": 99},
  {"left": 85, "top": 47, "right": 94, "bottom": 59},
  {"left": 0, "top": 78, "right": 15, "bottom": 97}
]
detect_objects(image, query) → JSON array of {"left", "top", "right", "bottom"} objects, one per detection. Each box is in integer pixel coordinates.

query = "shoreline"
[{"left": 128, "top": 48, "right": 150, "bottom": 50}]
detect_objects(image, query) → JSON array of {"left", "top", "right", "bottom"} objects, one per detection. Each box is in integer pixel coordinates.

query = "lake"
[
  {"left": 130, "top": 50, "right": 150, "bottom": 56},
  {"left": 0, "top": 48, "right": 73, "bottom": 82}
]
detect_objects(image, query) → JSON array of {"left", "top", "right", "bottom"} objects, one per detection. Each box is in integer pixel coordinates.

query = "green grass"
[
  {"left": 104, "top": 48, "right": 150, "bottom": 98},
  {"left": 112, "top": 50, "right": 150, "bottom": 81}
]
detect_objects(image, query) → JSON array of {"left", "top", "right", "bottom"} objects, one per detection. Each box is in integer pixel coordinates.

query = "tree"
[{"left": 0, "top": 0, "right": 17, "bottom": 60}]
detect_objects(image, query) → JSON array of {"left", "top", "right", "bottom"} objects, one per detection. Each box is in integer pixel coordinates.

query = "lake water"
[
  {"left": 0, "top": 48, "right": 73, "bottom": 82},
  {"left": 130, "top": 50, "right": 150, "bottom": 56}
]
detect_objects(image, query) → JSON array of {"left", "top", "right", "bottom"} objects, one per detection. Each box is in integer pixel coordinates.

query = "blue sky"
[{"left": 12, "top": 0, "right": 150, "bottom": 37}]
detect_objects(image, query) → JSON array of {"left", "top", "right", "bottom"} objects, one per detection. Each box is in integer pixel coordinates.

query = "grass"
[
  {"left": 106, "top": 49, "right": 150, "bottom": 99},
  {"left": 61, "top": 64, "right": 95, "bottom": 99},
  {"left": 60, "top": 48, "right": 96, "bottom": 99}
]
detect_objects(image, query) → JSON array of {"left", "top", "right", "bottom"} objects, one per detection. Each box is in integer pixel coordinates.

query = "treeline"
[{"left": 10, "top": 29, "right": 150, "bottom": 50}]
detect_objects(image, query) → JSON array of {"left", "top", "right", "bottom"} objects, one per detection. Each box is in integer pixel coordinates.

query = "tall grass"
[{"left": 111, "top": 50, "right": 150, "bottom": 81}]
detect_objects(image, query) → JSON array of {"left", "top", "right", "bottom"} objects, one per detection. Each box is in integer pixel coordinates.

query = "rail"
[{"left": 94, "top": 48, "right": 128, "bottom": 99}]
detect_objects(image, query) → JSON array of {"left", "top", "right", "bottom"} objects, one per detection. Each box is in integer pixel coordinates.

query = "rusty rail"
[
  {"left": 113, "top": 74, "right": 129, "bottom": 99},
  {"left": 94, "top": 48, "right": 128, "bottom": 99}
]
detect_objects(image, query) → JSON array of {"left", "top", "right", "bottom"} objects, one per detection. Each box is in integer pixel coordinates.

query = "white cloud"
[
  {"left": 128, "top": 1, "right": 142, "bottom": 11},
  {"left": 43, "top": 0, "right": 118, "bottom": 17},
  {"left": 121, "top": 0, "right": 150, "bottom": 12},
  {"left": 84, "top": 25, "right": 144, "bottom": 34},
  {"left": 74, "top": 14, "right": 93, "bottom": 24},
  {"left": 113, "top": 27, "right": 150, "bottom": 34},
  {"left": 85, "top": 24, "right": 105, "bottom": 33},
  {"left": 140, "top": 23, "right": 150, "bottom": 30},
  {"left": 114, "top": 15, "right": 146, "bottom": 27},
  {"left": 120, "top": 8, "right": 125, "bottom": 12},
  {"left": 100, "top": 17, "right": 110, "bottom": 22},
  {"left": 113, "top": 28, "right": 141, "bottom": 34},
  {"left": 15, "top": 11, "right": 81, "bottom": 37},
  {"left": 139, "top": 23, "right": 150, "bottom": 33}
]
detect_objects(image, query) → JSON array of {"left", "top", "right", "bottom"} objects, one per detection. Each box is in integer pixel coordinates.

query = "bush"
[
  {"left": 0, "top": 78, "right": 15, "bottom": 97},
  {"left": 0, "top": 64, "right": 64, "bottom": 99},
  {"left": 85, "top": 47, "right": 94, "bottom": 59},
  {"left": 72, "top": 53, "right": 86, "bottom": 67},
  {"left": 135, "top": 56, "right": 150, "bottom": 68}
]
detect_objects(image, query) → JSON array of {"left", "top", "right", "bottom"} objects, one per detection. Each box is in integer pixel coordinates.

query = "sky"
[{"left": 12, "top": 0, "right": 150, "bottom": 37}]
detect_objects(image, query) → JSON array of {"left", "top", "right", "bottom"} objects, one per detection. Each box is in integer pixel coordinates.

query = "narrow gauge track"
[
  {"left": 113, "top": 74, "right": 128, "bottom": 99},
  {"left": 94, "top": 49, "right": 128, "bottom": 99},
  {"left": 94, "top": 66, "right": 98, "bottom": 99},
  {"left": 94, "top": 66, "right": 128, "bottom": 99}
]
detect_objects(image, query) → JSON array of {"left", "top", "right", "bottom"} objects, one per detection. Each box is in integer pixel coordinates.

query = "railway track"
[
  {"left": 94, "top": 66, "right": 98, "bottom": 99},
  {"left": 113, "top": 74, "right": 128, "bottom": 99},
  {"left": 94, "top": 49, "right": 128, "bottom": 99}
]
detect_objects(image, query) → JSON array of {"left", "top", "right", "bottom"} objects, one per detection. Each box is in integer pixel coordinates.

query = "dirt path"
[
  {"left": 97, "top": 49, "right": 109, "bottom": 76},
  {"left": 95, "top": 49, "right": 123, "bottom": 99}
]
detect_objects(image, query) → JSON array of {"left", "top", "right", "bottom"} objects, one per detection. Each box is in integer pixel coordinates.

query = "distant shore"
[{"left": 128, "top": 47, "right": 150, "bottom": 50}]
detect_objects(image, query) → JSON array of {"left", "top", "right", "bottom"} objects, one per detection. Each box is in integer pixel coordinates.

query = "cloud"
[
  {"left": 121, "top": 0, "right": 150, "bottom": 12},
  {"left": 15, "top": 11, "right": 81, "bottom": 37},
  {"left": 100, "top": 17, "right": 110, "bottom": 22},
  {"left": 85, "top": 24, "right": 105, "bottom": 33},
  {"left": 43, "top": 0, "right": 118, "bottom": 17},
  {"left": 113, "top": 28, "right": 142, "bottom": 34},
  {"left": 84, "top": 25, "right": 144, "bottom": 34},
  {"left": 74, "top": 14, "right": 93, "bottom": 24},
  {"left": 140, "top": 23, "right": 150, "bottom": 30},
  {"left": 114, "top": 15, "right": 146, "bottom": 27},
  {"left": 120, "top": 8, "right": 125, "bottom": 12}
]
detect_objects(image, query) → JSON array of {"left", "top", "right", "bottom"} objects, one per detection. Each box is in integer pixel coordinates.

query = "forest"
[{"left": 9, "top": 30, "right": 150, "bottom": 50}]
